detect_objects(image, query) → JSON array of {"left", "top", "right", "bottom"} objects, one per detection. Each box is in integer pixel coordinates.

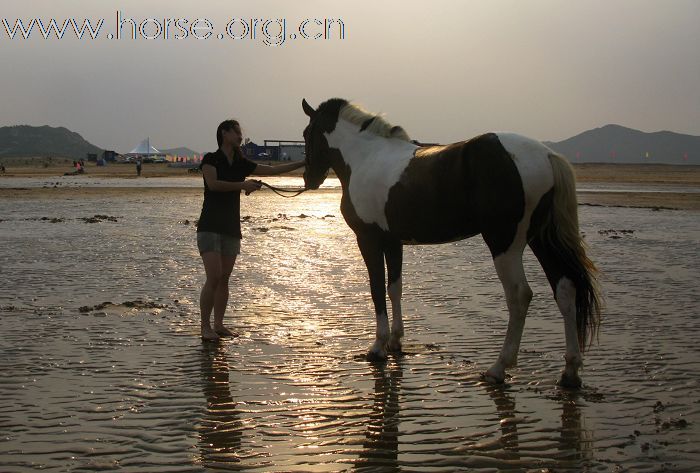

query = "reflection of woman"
[
  {"left": 197, "top": 119, "right": 304, "bottom": 340},
  {"left": 198, "top": 345, "right": 242, "bottom": 464}
]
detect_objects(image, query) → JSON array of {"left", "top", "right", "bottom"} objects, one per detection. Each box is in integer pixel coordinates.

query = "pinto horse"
[{"left": 301, "top": 98, "right": 602, "bottom": 387}]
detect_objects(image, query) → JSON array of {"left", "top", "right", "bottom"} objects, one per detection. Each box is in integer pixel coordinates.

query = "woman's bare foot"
[
  {"left": 201, "top": 325, "right": 220, "bottom": 341},
  {"left": 213, "top": 325, "right": 238, "bottom": 338}
]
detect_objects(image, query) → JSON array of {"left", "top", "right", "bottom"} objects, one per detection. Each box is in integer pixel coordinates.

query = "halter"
[{"left": 301, "top": 118, "right": 331, "bottom": 190}]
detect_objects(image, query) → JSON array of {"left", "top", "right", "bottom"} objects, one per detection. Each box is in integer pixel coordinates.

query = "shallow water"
[
  {"left": 3, "top": 173, "right": 698, "bottom": 194},
  {"left": 1, "top": 189, "right": 699, "bottom": 472},
  {"left": 0, "top": 175, "right": 332, "bottom": 190}
]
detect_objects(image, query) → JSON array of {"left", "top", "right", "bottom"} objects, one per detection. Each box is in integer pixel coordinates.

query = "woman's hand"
[
  {"left": 242, "top": 179, "right": 263, "bottom": 195},
  {"left": 202, "top": 164, "right": 263, "bottom": 193}
]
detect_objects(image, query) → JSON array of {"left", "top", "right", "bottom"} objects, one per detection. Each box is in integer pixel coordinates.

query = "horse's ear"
[
  {"left": 390, "top": 126, "right": 407, "bottom": 139},
  {"left": 302, "top": 98, "right": 316, "bottom": 117}
]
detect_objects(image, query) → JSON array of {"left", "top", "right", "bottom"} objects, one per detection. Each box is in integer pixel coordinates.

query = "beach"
[
  {"left": 1, "top": 162, "right": 699, "bottom": 471},
  {"left": 1, "top": 160, "right": 699, "bottom": 210}
]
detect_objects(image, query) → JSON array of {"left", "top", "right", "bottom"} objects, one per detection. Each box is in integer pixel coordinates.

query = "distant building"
[
  {"left": 242, "top": 140, "right": 305, "bottom": 161},
  {"left": 264, "top": 140, "right": 305, "bottom": 161},
  {"left": 241, "top": 141, "right": 268, "bottom": 160}
]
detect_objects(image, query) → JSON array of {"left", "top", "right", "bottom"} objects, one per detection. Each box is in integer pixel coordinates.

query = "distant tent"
[{"left": 126, "top": 137, "right": 165, "bottom": 158}]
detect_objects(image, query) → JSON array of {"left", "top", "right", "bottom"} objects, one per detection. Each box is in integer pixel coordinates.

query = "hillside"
[
  {"left": 2, "top": 123, "right": 698, "bottom": 165},
  {"left": 545, "top": 124, "right": 699, "bottom": 165},
  {"left": 0, "top": 125, "right": 103, "bottom": 160}
]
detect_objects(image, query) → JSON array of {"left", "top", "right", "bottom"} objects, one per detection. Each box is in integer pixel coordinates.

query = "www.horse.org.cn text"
[{"left": 1, "top": 12, "right": 346, "bottom": 46}]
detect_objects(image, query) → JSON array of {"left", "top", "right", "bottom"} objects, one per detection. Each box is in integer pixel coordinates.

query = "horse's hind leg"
[
  {"left": 529, "top": 236, "right": 583, "bottom": 388},
  {"left": 385, "top": 239, "right": 404, "bottom": 352},
  {"left": 483, "top": 241, "right": 533, "bottom": 384},
  {"left": 357, "top": 235, "right": 390, "bottom": 361}
]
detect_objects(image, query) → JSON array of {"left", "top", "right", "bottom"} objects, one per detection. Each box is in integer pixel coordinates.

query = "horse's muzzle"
[{"left": 303, "top": 172, "right": 325, "bottom": 190}]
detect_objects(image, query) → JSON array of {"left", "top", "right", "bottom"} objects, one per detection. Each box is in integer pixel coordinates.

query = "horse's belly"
[
  {"left": 400, "top": 231, "right": 479, "bottom": 245},
  {"left": 388, "top": 212, "right": 480, "bottom": 245}
]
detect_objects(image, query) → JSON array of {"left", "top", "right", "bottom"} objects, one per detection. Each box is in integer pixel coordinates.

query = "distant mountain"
[
  {"left": 160, "top": 147, "right": 200, "bottom": 157},
  {"left": 2, "top": 123, "right": 697, "bottom": 165},
  {"left": 545, "top": 124, "right": 698, "bottom": 165},
  {"left": 0, "top": 125, "right": 103, "bottom": 160}
]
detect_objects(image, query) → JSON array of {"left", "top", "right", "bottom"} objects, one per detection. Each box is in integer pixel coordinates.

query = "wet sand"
[
  {"left": 2, "top": 158, "right": 699, "bottom": 181},
  {"left": 2, "top": 161, "right": 699, "bottom": 210},
  {"left": 1, "top": 170, "right": 699, "bottom": 471},
  {"left": 0, "top": 160, "right": 279, "bottom": 179},
  {"left": 3, "top": 186, "right": 698, "bottom": 211}
]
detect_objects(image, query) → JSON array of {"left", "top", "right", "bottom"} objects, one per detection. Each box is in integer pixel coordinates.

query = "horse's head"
[{"left": 301, "top": 98, "right": 346, "bottom": 190}]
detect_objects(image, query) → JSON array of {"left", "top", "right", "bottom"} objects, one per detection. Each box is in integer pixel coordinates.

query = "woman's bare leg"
[
  {"left": 213, "top": 254, "right": 237, "bottom": 337},
  {"left": 200, "top": 252, "right": 223, "bottom": 340}
]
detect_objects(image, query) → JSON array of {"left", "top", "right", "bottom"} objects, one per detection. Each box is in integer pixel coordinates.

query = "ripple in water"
[{"left": 0, "top": 193, "right": 698, "bottom": 471}]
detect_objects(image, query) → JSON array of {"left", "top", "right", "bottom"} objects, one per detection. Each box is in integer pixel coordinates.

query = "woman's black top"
[{"left": 196, "top": 149, "right": 257, "bottom": 238}]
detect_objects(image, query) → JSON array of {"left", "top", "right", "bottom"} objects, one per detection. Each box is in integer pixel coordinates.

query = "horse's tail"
[{"left": 542, "top": 152, "right": 602, "bottom": 351}]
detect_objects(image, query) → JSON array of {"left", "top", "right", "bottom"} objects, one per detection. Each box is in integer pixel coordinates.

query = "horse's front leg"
[
  {"left": 357, "top": 236, "right": 389, "bottom": 361},
  {"left": 385, "top": 239, "right": 404, "bottom": 352}
]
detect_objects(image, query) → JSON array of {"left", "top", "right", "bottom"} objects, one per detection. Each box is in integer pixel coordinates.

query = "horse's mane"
[{"left": 331, "top": 100, "right": 411, "bottom": 142}]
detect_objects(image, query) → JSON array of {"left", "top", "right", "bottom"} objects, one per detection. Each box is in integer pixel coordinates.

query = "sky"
[{"left": 1, "top": 0, "right": 699, "bottom": 153}]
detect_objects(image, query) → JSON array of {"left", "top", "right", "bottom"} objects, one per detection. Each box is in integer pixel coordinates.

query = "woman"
[{"left": 197, "top": 119, "right": 304, "bottom": 341}]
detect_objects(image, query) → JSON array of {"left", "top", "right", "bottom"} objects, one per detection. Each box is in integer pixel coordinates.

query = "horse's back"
[
  {"left": 409, "top": 133, "right": 554, "bottom": 207},
  {"left": 384, "top": 133, "right": 554, "bottom": 245}
]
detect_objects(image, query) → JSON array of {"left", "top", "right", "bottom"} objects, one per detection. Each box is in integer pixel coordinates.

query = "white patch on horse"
[
  {"left": 484, "top": 134, "right": 556, "bottom": 381},
  {"left": 370, "top": 310, "right": 390, "bottom": 358},
  {"left": 555, "top": 277, "right": 581, "bottom": 362},
  {"left": 496, "top": 133, "right": 554, "bottom": 243},
  {"left": 490, "top": 249, "right": 532, "bottom": 372},
  {"left": 325, "top": 119, "right": 418, "bottom": 230}
]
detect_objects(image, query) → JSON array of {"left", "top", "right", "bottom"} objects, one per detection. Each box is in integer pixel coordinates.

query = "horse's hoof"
[
  {"left": 366, "top": 350, "right": 388, "bottom": 362},
  {"left": 558, "top": 371, "right": 582, "bottom": 389},
  {"left": 482, "top": 370, "right": 505, "bottom": 384},
  {"left": 387, "top": 339, "right": 402, "bottom": 353}
]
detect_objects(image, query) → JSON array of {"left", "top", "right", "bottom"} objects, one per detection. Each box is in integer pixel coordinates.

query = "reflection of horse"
[
  {"left": 355, "top": 360, "right": 403, "bottom": 472},
  {"left": 557, "top": 390, "right": 594, "bottom": 465},
  {"left": 482, "top": 384, "right": 593, "bottom": 468},
  {"left": 301, "top": 98, "right": 602, "bottom": 387},
  {"left": 484, "top": 384, "right": 520, "bottom": 453},
  {"left": 197, "top": 345, "right": 243, "bottom": 467}
]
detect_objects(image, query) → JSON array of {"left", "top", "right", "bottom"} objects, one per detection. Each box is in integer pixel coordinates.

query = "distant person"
[
  {"left": 0, "top": 164, "right": 5, "bottom": 174},
  {"left": 136, "top": 158, "right": 142, "bottom": 176},
  {"left": 197, "top": 119, "right": 304, "bottom": 341},
  {"left": 65, "top": 161, "right": 83, "bottom": 176}
]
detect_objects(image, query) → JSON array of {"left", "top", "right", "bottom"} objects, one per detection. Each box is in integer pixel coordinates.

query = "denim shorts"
[{"left": 197, "top": 232, "right": 241, "bottom": 256}]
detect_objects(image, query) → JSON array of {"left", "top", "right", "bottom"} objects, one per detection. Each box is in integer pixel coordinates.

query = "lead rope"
[{"left": 255, "top": 180, "right": 308, "bottom": 198}]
